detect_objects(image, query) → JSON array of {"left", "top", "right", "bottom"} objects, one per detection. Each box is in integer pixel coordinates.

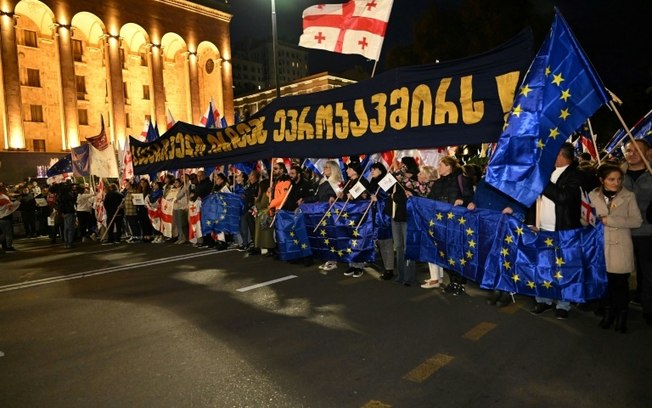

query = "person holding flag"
[
  {"left": 587, "top": 164, "right": 642, "bottom": 333},
  {"left": 305, "top": 159, "right": 343, "bottom": 272},
  {"left": 339, "top": 161, "right": 370, "bottom": 278},
  {"left": 427, "top": 156, "right": 474, "bottom": 294},
  {"left": 528, "top": 143, "right": 584, "bottom": 319}
]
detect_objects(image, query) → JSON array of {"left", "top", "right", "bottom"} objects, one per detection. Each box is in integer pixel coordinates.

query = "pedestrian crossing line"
[
  {"left": 462, "top": 321, "right": 497, "bottom": 341},
  {"left": 402, "top": 353, "right": 455, "bottom": 383},
  {"left": 361, "top": 400, "right": 392, "bottom": 408}
]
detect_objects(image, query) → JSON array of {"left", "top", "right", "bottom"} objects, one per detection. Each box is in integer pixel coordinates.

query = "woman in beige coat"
[{"left": 589, "top": 164, "right": 642, "bottom": 333}]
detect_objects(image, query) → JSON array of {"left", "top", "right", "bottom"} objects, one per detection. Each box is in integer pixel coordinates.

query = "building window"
[
  {"left": 20, "top": 68, "right": 41, "bottom": 87},
  {"left": 75, "top": 75, "right": 86, "bottom": 100},
  {"left": 17, "top": 29, "right": 38, "bottom": 47},
  {"left": 72, "top": 39, "right": 83, "bottom": 62},
  {"left": 142, "top": 85, "right": 150, "bottom": 100},
  {"left": 140, "top": 52, "right": 148, "bottom": 67},
  {"left": 24, "top": 105, "right": 44, "bottom": 122},
  {"left": 123, "top": 82, "right": 129, "bottom": 103},
  {"left": 32, "top": 139, "right": 46, "bottom": 152},
  {"left": 78, "top": 109, "right": 89, "bottom": 125},
  {"left": 125, "top": 112, "right": 131, "bottom": 128}
]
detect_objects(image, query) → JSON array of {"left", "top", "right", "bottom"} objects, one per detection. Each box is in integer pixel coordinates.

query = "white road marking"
[
  {"left": 237, "top": 275, "right": 298, "bottom": 292},
  {"left": 0, "top": 252, "right": 217, "bottom": 293}
]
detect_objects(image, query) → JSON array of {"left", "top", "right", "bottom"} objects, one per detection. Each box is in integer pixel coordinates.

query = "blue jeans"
[{"left": 391, "top": 220, "right": 415, "bottom": 284}]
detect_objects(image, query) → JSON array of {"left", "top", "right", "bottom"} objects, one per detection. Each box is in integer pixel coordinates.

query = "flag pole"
[
  {"left": 356, "top": 186, "right": 381, "bottom": 229},
  {"left": 269, "top": 184, "right": 293, "bottom": 228},
  {"left": 586, "top": 119, "right": 601, "bottom": 165},
  {"left": 609, "top": 101, "right": 652, "bottom": 175}
]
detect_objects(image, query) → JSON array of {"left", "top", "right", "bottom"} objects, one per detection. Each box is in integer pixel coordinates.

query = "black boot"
[
  {"left": 614, "top": 308, "right": 628, "bottom": 334},
  {"left": 486, "top": 290, "right": 501, "bottom": 305},
  {"left": 599, "top": 306, "right": 615, "bottom": 329}
]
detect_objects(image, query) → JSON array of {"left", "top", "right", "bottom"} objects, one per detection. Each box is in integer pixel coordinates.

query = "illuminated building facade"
[{"left": 0, "top": 0, "right": 233, "bottom": 156}]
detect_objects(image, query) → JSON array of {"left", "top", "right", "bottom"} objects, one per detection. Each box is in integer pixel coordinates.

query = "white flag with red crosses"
[{"left": 299, "top": 0, "right": 394, "bottom": 61}]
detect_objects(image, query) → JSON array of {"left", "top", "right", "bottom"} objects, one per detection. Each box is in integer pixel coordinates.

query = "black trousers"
[{"left": 607, "top": 272, "right": 630, "bottom": 310}]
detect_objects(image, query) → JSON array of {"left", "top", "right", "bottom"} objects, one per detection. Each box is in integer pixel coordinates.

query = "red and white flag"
[
  {"left": 146, "top": 196, "right": 162, "bottom": 232},
  {"left": 580, "top": 188, "right": 596, "bottom": 227},
  {"left": 160, "top": 190, "right": 177, "bottom": 238},
  {"left": 188, "top": 198, "right": 203, "bottom": 244},
  {"left": 120, "top": 136, "right": 134, "bottom": 185},
  {"left": 138, "top": 119, "right": 149, "bottom": 142},
  {"left": 166, "top": 109, "right": 176, "bottom": 130},
  {"left": 299, "top": 0, "right": 393, "bottom": 61},
  {"left": 95, "top": 179, "right": 106, "bottom": 230}
]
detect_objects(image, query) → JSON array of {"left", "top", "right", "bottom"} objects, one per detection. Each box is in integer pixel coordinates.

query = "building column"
[
  {"left": 103, "top": 34, "right": 126, "bottom": 148},
  {"left": 186, "top": 51, "right": 200, "bottom": 125},
  {"left": 220, "top": 58, "right": 234, "bottom": 125},
  {"left": 55, "top": 23, "right": 79, "bottom": 149},
  {"left": 0, "top": 12, "right": 25, "bottom": 150},
  {"left": 148, "top": 44, "right": 166, "bottom": 129}
]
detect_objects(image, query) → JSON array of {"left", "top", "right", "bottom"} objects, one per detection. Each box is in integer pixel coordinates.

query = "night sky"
[{"left": 226, "top": 0, "right": 650, "bottom": 133}]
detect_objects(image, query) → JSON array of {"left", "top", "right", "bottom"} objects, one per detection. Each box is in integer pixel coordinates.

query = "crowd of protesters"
[{"left": 1, "top": 139, "right": 651, "bottom": 333}]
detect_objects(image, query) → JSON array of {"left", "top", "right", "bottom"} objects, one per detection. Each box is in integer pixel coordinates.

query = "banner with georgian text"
[{"left": 131, "top": 30, "right": 533, "bottom": 174}]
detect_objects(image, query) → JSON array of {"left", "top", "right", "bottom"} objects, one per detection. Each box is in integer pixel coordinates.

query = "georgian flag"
[
  {"left": 299, "top": 0, "right": 394, "bottom": 61},
  {"left": 188, "top": 198, "right": 203, "bottom": 244},
  {"left": 160, "top": 190, "right": 177, "bottom": 238},
  {"left": 146, "top": 196, "right": 162, "bottom": 232},
  {"left": 166, "top": 108, "right": 176, "bottom": 130}
]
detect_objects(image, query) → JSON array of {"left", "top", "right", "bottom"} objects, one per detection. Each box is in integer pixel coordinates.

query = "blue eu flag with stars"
[
  {"left": 406, "top": 198, "right": 501, "bottom": 284},
  {"left": 301, "top": 201, "right": 375, "bottom": 264},
  {"left": 200, "top": 192, "right": 244, "bottom": 235},
  {"left": 485, "top": 10, "right": 610, "bottom": 207},
  {"left": 480, "top": 215, "right": 607, "bottom": 302},
  {"left": 275, "top": 209, "right": 313, "bottom": 261}
]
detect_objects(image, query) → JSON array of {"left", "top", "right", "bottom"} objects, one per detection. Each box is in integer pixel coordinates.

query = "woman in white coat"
[{"left": 589, "top": 164, "right": 642, "bottom": 333}]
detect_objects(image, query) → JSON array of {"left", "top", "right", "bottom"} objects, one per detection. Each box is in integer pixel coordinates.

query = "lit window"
[{"left": 78, "top": 109, "right": 89, "bottom": 125}]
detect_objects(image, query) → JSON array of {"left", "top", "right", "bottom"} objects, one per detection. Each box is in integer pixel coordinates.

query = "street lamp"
[{"left": 270, "top": 0, "right": 281, "bottom": 98}]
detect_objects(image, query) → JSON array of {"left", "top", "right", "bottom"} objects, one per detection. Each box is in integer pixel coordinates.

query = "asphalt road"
[{"left": 1, "top": 237, "right": 651, "bottom": 407}]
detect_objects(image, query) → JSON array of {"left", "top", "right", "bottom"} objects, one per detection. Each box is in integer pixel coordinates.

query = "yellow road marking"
[
  {"left": 462, "top": 321, "right": 497, "bottom": 341},
  {"left": 500, "top": 302, "right": 519, "bottom": 314},
  {"left": 402, "top": 353, "right": 455, "bottom": 383},
  {"left": 361, "top": 400, "right": 392, "bottom": 408}
]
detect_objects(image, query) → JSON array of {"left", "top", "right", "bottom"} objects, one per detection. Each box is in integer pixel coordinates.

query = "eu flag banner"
[
  {"left": 274, "top": 210, "right": 313, "bottom": 261},
  {"left": 301, "top": 201, "right": 376, "bottom": 263},
  {"left": 200, "top": 192, "right": 244, "bottom": 235},
  {"left": 480, "top": 215, "right": 607, "bottom": 303},
  {"left": 484, "top": 10, "right": 610, "bottom": 207},
  {"left": 406, "top": 198, "right": 502, "bottom": 283}
]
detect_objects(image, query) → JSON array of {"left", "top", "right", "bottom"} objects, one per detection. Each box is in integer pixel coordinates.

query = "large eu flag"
[
  {"left": 480, "top": 215, "right": 607, "bottom": 303},
  {"left": 485, "top": 10, "right": 610, "bottom": 207},
  {"left": 200, "top": 192, "right": 244, "bottom": 235},
  {"left": 406, "top": 198, "right": 501, "bottom": 283},
  {"left": 301, "top": 201, "right": 375, "bottom": 264},
  {"left": 274, "top": 209, "right": 313, "bottom": 261}
]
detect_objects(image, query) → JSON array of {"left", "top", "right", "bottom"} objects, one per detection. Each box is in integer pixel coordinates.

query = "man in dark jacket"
[
  {"left": 529, "top": 143, "right": 584, "bottom": 319},
  {"left": 103, "top": 183, "right": 125, "bottom": 244},
  {"left": 284, "top": 165, "right": 316, "bottom": 212},
  {"left": 56, "top": 182, "right": 78, "bottom": 248},
  {"left": 192, "top": 170, "right": 216, "bottom": 248}
]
